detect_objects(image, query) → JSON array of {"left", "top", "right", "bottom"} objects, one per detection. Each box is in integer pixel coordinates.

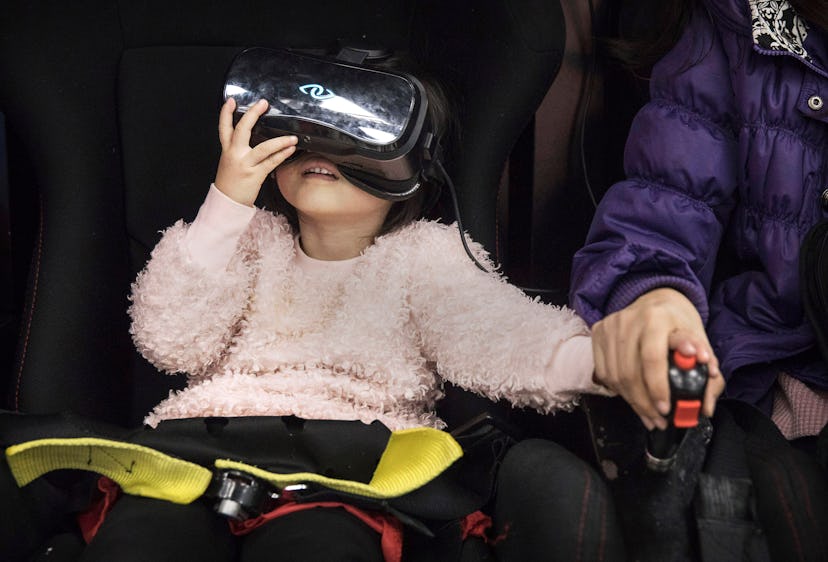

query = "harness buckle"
[{"left": 207, "top": 469, "right": 295, "bottom": 521}]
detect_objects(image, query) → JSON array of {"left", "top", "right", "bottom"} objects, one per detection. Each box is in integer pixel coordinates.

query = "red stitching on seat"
[
  {"left": 14, "top": 195, "right": 43, "bottom": 412},
  {"left": 576, "top": 463, "right": 592, "bottom": 562},
  {"left": 770, "top": 463, "right": 804, "bottom": 561},
  {"left": 495, "top": 163, "right": 507, "bottom": 264},
  {"left": 598, "top": 486, "right": 607, "bottom": 561},
  {"left": 790, "top": 461, "right": 814, "bottom": 521}
]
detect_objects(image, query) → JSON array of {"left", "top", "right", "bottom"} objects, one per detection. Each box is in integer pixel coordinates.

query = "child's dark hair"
[
  {"left": 600, "top": 0, "right": 698, "bottom": 73},
  {"left": 790, "top": 0, "right": 828, "bottom": 33},
  {"left": 263, "top": 53, "right": 454, "bottom": 237},
  {"left": 603, "top": 0, "right": 827, "bottom": 73}
]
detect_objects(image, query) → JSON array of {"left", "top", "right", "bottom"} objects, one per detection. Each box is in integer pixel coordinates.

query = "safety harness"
[
  {"left": 1, "top": 412, "right": 510, "bottom": 561},
  {"left": 6, "top": 427, "right": 462, "bottom": 505}
]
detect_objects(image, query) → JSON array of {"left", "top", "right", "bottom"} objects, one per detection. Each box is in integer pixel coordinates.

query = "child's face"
[{"left": 275, "top": 152, "right": 393, "bottom": 230}]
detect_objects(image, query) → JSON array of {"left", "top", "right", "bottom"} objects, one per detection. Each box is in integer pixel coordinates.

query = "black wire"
[
  {"left": 436, "top": 162, "right": 577, "bottom": 300},
  {"left": 435, "top": 160, "right": 490, "bottom": 273},
  {"left": 581, "top": 0, "right": 599, "bottom": 209},
  {"left": 439, "top": 0, "right": 600, "bottom": 281}
]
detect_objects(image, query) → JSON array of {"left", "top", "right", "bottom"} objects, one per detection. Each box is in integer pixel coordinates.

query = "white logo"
[{"left": 299, "top": 84, "right": 335, "bottom": 100}]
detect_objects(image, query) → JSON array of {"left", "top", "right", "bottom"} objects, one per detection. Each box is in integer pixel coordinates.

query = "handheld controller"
[{"left": 645, "top": 350, "right": 709, "bottom": 471}]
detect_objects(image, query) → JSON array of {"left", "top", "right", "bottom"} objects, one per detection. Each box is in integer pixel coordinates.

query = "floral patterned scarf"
[{"left": 750, "top": 0, "right": 812, "bottom": 61}]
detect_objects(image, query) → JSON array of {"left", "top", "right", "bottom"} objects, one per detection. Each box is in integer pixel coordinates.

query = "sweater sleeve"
[
  {"left": 407, "top": 222, "right": 612, "bottom": 414},
  {"left": 185, "top": 184, "right": 257, "bottom": 269},
  {"left": 128, "top": 185, "right": 273, "bottom": 375},
  {"left": 570, "top": 6, "right": 739, "bottom": 326}
]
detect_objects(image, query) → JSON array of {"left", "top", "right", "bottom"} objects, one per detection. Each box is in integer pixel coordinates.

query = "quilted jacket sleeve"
[
  {"left": 129, "top": 185, "right": 274, "bottom": 375},
  {"left": 570, "top": 6, "right": 739, "bottom": 326},
  {"left": 408, "top": 222, "right": 611, "bottom": 414}
]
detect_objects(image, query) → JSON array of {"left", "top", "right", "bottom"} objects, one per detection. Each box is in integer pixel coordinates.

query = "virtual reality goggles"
[{"left": 223, "top": 47, "right": 442, "bottom": 201}]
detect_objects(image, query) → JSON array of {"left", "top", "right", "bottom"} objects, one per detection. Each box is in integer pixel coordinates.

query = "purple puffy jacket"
[{"left": 571, "top": 0, "right": 828, "bottom": 409}]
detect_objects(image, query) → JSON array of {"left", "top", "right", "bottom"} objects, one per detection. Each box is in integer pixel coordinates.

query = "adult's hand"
[{"left": 591, "top": 287, "right": 725, "bottom": 430}]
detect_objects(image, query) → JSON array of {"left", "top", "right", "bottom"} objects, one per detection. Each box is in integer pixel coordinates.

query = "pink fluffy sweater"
[{"left": 130, "top": 185, "right": 608, "bottom": 429}]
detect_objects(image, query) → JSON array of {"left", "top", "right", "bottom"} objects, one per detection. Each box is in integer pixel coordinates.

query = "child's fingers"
[
  {"left": 592, "top": 336, "right": 608, "bottom": 389},
  {"left": 249, "top": 135, "right": 299, "bottom": 166},
  {"left": 593, "top": 314, "right": 660, "bottom": 430},
  {"left": 218, "top": 98, "right": 236, "bottom": 148},
  {"left": 256, "top": 145, "right": 297, "bottom": 175},
  {"left": 624, "top": 378, "right": 660, "bottom": 430},
  {"left": 702, "top": 374, "right": 725, "bottom": 418},
  {"left": 639, "top": 333, "right": 671, "bottom": 421},
  {"left": 232, "top": 99, "right": 269, "bottom": 147},
  {"left": 701, "top": 353, "right": 724, "bottom": 417},
  {"left": 614, "top": 336, "right": 665, "bottom": 430}
]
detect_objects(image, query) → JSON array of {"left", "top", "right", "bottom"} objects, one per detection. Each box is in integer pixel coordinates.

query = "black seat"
[
  {"left": 0, "top": 1, "right": 570, "bottom": 559},
  {"left": 0, "top": 0, "right": 566, "bottom": 426}
]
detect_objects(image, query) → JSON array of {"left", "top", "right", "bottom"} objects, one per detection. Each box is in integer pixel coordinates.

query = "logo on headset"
[{"left": 299, "top": 84, "right": 335, "bottom": 100}]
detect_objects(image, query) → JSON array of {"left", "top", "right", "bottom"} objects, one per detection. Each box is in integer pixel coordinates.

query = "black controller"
[{"left": 645, "top": 350, "right": 709, "bottom": 471}]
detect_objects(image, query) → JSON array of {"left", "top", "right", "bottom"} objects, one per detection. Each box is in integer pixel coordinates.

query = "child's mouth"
[
  {"left": 302, "top": 163, "right": 339, "bottom": 180},
  {"left": 304, "top": 167, "right": 336, "bottom": 177}
]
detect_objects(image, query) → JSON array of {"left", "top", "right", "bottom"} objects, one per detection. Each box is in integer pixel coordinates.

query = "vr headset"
[{"left": 222, "top": 47, "right": 442, "bottom": 201}]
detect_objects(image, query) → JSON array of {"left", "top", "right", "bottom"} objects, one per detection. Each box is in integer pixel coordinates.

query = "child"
[
  {"left": 571, "top": 0, "right": 828, "bottom": 557},
  {"left": 90, "top": 55, "right": 621, "bottom": 562},
  {"left": 572, "top": 0, "right": 826, "bottom": 446},
  {"left": 131, "top": 94, "right": 606, "bottom": 431}
]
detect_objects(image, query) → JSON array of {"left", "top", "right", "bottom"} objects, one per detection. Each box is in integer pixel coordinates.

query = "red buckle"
[{"left": 673, "top": 399, "right": 702, "bottom": 428}]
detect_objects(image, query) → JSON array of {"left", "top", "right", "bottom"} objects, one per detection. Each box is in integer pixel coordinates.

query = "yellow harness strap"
[
  {"left": 5, "top": 437, "right": 212, "bottom": 504},
  {"left": 216, "top": 426, "right": 463, "bottom": 499},
  {"left": 5, "top": 427, "right": 462, "bottom": 504}
]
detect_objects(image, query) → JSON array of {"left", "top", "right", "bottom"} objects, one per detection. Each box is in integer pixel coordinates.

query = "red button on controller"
[{"left": 673, "top": 399, "right": 702, "bottom": 428}]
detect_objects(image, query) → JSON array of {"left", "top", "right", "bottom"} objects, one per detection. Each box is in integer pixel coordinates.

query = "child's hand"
[
  {"left": 590, "top": 287, "right": 725, "bottom": 431},
  {"left": 214, "top": 98, "right": 298, "bottom": 206}
]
